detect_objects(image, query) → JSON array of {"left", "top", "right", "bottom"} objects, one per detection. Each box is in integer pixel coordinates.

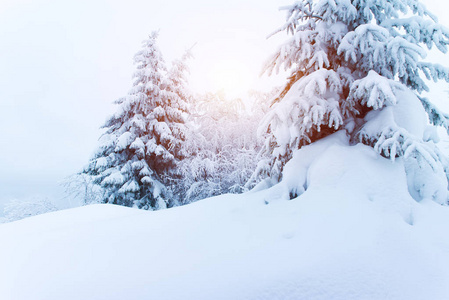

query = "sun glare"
[{"left": 208, "top": 60, "right": 252, "bottom": 99}]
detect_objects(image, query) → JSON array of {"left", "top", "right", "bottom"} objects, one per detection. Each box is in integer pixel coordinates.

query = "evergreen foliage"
[
  {"left": 257, "top": 0, "right": 449, "bottom": 204},
  {"left": 83, "top": 32, "right": 189, "bottom": 210}
]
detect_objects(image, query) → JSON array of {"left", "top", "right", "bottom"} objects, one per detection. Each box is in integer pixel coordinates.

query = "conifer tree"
[
  {"left": 160, "top": 49, "right": 193, "bottom": 201},
  {"left": 83, "top": 32, "right": 188, "bottom": 210},
  {"left": 257, "top": 0, "right": 449, "bottom": 204},
  {"left": 163, "top": 50, "right": 193, "bottom": 158}
]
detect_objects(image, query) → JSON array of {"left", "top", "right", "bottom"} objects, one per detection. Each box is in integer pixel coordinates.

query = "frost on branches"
[
  {"left": 83, "top": 32, "right": 189, "bottom": 210},
  {"left": 176, "top": 91, "right": 268, "bottom": 203},
  {"left": 257, "top": 0, "right": 449, "bottom": 204},
  {"left": 3, "top": 197, "right": 57, "bottom": 223}
]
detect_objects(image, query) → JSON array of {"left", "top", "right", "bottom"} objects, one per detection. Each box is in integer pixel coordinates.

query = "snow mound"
[{"left": 1, "top": 134, "right": 449, "bottom": 299}]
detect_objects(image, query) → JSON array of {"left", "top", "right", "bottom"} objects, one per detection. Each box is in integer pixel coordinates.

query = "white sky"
[{"left": 0, "top": 0, "right": 448, "bottom": 210}]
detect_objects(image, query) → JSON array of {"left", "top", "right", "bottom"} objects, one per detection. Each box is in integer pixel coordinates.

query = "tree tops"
[
  {"left": 256, "top": 0, "right": 449, "bottom": 204},
  {"left": 81, "top": 33, "right": 264, "bottom": 209},
  {"left": 80, "top": 1, "right": 449, "bottom": 209},
  {"left": 82, "top": 32, "right": 190, "bottom": 210}
]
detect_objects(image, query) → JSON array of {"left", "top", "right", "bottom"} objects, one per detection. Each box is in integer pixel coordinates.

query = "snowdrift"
[{"left": 1, "top": 132, "right": 449, "bottom": 300}]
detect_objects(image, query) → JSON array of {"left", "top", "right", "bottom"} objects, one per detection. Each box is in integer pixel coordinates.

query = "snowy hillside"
[{"left": 1, "top": 132, "right": 449, "bottom": 300}]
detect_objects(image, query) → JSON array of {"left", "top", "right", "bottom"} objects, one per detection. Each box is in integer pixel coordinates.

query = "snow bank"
[{"left": 1, "top": 134, "right": 449, "bottom": 299}]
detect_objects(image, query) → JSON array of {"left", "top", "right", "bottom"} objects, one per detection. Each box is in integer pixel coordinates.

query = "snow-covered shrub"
[
  {"left": 3, "top": 196, "right": 57, "bottom": 222},
  {"left": 62, "top": 173, "right": 105, "bottom": 205},
  {"left": 256, "top": 0, "right": 449, "bottom": 204}
]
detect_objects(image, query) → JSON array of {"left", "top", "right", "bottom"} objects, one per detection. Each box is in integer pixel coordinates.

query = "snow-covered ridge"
[{"left": 1, "top": 133, "right": 449, "bottom": 300}]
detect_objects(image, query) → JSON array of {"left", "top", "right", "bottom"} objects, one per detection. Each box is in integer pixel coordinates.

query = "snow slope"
[{"left": 1, "top": 133, "right": 449, "bottom": 300}]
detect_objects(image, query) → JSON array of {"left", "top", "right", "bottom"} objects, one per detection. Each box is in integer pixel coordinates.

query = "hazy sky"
[
  {"left": 0, "top": 0, "right": 448, "bottom": 210},
  {"left": 0, "top": 0, "right": 286, "bottom": 209}
]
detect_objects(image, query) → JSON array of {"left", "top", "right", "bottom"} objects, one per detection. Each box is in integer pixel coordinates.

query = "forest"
[
  {"left": 2, "top": 0, "right": 449, "bottom": 299},
  {"left": 73, "top": 0, "right": 449, "bottom": 212}
]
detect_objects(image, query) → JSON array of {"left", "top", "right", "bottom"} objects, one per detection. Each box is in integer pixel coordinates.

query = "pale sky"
[{"left": 0, "top": 0, "right": 448, "bottom": 211}]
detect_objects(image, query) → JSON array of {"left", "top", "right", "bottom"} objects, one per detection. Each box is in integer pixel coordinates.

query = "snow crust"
[{"left": 1, "top": 133, "right": 449, "bottom": 299}]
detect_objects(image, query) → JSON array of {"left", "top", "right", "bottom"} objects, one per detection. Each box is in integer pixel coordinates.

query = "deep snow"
[{"left": 1, "top": 133, "right": 449, "bottom": 300}]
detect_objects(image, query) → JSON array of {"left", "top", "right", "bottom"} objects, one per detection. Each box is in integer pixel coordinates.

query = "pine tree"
[
  {"left": 160, "top": 49, "right": 193, "bottom": 202},
  {"left": 162, "top": 50, "right": 192, "bottom": 160},
  {"left": 83, "top": 32, "right": 188, "bottom": 210},
  {"left": 257, "top": 0, "right": 449, "bottom": 204}
]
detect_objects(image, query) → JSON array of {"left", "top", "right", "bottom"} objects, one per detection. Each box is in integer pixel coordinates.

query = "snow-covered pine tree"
[
  {"left": 160, "top": 49, "right": 193, "bottom": 202},
  {"left": 83, "top": 31, "right": 188, "bottom": 210},
  {"left": 257, "top": 0, "right": 449, "bottom": 204},
  {"left": 162, "top": 49, "right": 192, "bottom": 160}
]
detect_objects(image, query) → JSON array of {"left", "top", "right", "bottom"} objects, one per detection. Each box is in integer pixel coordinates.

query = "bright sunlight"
[{"left": 207, "top": 59, "right": 252, "bottom": 99}]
